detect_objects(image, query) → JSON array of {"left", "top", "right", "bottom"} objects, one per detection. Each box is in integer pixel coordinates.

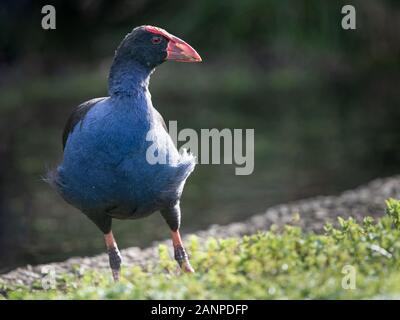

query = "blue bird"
[{"left": 48, "top": 26, "right": 202, "bottom": 281}]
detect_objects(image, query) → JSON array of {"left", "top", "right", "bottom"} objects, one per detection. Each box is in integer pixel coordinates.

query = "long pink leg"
[{"left": 171, "top": 230, "right": 194, "bottom": 273}]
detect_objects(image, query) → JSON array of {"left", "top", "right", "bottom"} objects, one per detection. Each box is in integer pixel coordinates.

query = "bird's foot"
[
  {"left": 181, "top": 260, "right": 195, "bottom": 273},
  {"left": 111, "top": 269, "right": 120, "bottom": 282},
  {"left": 108, "top": 247, "right": 122, "bottom": 282},
  {"left": 174, "top": 245, "right": 195, "bottom": 273}
]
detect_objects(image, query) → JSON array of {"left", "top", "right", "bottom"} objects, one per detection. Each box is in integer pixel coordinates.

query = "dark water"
[{"left": 1, "top": 60, "right": 399, "bottom": 272}]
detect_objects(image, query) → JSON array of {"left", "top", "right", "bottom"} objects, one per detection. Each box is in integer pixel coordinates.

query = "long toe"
[{"left": 181, "top": 260, "right": 195, "bottom": 273}]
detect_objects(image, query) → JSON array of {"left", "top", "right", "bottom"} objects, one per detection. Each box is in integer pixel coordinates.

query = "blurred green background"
[{"left": 0, "top": 0, "right": 399, "bottom": 272}]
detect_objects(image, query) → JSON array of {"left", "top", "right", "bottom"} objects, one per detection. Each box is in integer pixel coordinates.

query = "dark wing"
[{"left": 62, "top": 97, "right": 107, "bottom": 150}]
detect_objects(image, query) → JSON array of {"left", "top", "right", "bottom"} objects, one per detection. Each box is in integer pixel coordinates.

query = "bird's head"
[{"left": 114, "top": 25, "right": 202, "bottom": 70}]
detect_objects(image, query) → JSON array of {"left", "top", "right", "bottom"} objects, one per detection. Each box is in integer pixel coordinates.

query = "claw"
[{"left": 181, "top": 260, "right": 195, "bottom": 273}]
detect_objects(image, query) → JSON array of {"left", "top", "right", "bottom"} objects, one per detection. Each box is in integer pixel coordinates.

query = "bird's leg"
[
  {"left": 171, "top": 230, "right": 194, "bottom": 273},
  {"left": 104, "top": 231, "right": 122, "bottom": 282}
]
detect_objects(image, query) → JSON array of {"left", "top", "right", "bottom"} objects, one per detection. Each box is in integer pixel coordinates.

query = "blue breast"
[{"left": 56, "top": 92, "right": 195, "bottom": 218}]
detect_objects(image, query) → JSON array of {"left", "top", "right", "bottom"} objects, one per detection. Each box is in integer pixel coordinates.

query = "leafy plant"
[{"left": 3, "top": 199, "right": 400, "bottom": 300}]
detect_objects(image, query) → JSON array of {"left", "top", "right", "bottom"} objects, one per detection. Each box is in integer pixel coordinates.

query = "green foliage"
[
  {"left": 3, "top": 200, "right": 400, "bottom": 300},
  {"left": 386, "top": 198, "right": 400, "bottom": 230}
]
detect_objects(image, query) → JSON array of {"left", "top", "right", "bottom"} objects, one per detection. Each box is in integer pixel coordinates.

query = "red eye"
[{"left": 151, "top": 36, "right": 162, "bottom": 44}]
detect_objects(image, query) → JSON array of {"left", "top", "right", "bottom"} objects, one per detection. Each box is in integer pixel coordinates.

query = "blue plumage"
[
  {"left": 49, "top": 26, "right": 199, "bottom": 233},
  {"left": 56, "top": 88, "right": 195, "bottom": 223},
  {"left": 48, "top": 26, "right": 201, "bottom": 279}
]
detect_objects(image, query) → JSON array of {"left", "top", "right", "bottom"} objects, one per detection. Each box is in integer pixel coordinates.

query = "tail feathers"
[
  {"left": 177, "top": 148, "right": 196, "bottom": 180},
  {"left": 43, "top": 166, "right": 65, "bottom": 192},
  {"left": 42, "top": 167, "right": 58, "bottom": 189},
  {"left": 159, "top": 149, "right": 196, "bottom": 204}
]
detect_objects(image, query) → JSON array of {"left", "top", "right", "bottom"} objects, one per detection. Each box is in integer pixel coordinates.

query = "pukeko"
[{"left": 48, "top": 26, "right": 202, "bottom": 281}]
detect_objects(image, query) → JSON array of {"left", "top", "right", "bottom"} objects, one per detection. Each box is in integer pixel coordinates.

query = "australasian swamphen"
[{"left": 47, "top": 26, "right": 202, "bottom": 281}]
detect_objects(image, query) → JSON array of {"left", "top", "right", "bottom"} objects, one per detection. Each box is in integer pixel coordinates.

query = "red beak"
[
  {"left": 166, "top": 36, "right": 202, "bottom": 62},
  {"left": 145, "top": 26, "right": 202, "bottom": 63}
]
